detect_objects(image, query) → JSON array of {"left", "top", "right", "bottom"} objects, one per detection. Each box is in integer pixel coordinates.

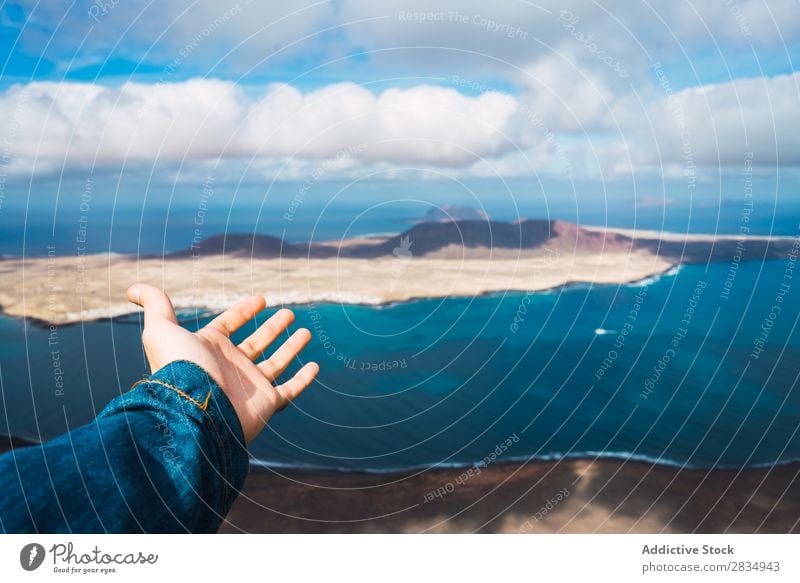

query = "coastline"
[
  {"left": 1, "top": 218, "right": 794, "bottom": 326},
  {"left": 2, "top": 436, "right": 797, "bottom": 533},
  {"left": 3, "top": 263, "right": 684, "bottom": 330},
  {"left": 223, "top": 459, "right": 800, "bottom": 533},
  {"left": 5, "top": 430, "right": 797, "bottom": 474},
  {"left": 583, "top": 225, "right": 799, "bottom": 242},
  {"left": 0, "top": 251, "right": 674, "bottom": 325}
]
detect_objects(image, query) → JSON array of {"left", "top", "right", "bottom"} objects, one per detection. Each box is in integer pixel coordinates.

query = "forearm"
[{"left": 0, "top": 360, "right": 249, "bottom": 533}]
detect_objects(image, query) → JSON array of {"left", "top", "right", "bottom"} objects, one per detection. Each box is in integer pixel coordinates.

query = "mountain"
[
  {"left": 166, "top": 233, "right": 303, "bottom": 258},
  {"left": 166, "top": 219, "right": 795, "bottom": 263}
]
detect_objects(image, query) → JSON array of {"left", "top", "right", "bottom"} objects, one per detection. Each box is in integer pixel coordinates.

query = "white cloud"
[
  {"left": 629, "top": 71, "right": 800, "bottom": 168},
  {"left": 9, "top": 0, "right": 798, "bottom": 84},
  {"left": 2, "top": 70, "right": 798, "bottom": 183},
  {"left": 337, "top": 0, "right": 799, "bottom": 77},
  {"left": 515, "top": 52, "right": 617, "bottom": 133},
  {"left": 0, "top": 79, "right": 245, "bottom": 162},
  {"left": 0, "top": 79, "right": 520, "bottom": 170},
  {"left": 669, "top": 0, "right": 800, "bottom": 45},
  {"left": 244, "top": 82, "right": 519, "bottom": 165}
]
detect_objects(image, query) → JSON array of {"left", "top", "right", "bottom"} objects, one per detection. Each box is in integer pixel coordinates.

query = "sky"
[{"left": 0, "top": 0, "right": 798, "bottom": 208}]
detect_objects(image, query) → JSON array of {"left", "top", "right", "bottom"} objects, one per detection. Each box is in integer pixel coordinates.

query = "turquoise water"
[{"left": 1, "top": 260, "right": 798, "bottom": 471}]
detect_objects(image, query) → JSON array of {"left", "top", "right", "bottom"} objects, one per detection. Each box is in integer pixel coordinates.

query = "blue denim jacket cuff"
[{"left": 140, "top": 360, "right": 249, "bottom": 506}]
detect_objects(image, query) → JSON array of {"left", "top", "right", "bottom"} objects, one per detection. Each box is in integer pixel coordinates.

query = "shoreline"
[
  {"left": 584, "top": 225, "right": 798, "bottom": 242},
  {"left": 0, "top": 251, "right": 675, "bottom": 326},
  {"left": 1, "top": 262, "right": 683, "bottom": 329},
  {"left": 5, "top": 432, "right": 798, "bottom": 475},
  {"left": 1, "top": 218, "right": 793, "bottom": 326},
  {"left": 223, "top": 459, "right": 800, "bottom": 533},
  {"left": 2, "top": 436, "right": 797, "bottom": 533}
]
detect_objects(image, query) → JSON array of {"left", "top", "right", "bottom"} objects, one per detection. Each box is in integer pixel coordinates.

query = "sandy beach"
[{"left": 583, "top": 225, "right": 798, "bottom": 243}]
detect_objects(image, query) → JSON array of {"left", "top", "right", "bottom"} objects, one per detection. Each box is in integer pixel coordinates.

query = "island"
[{"left": 0, "top": 219, "right": 793, "bottom": 325}]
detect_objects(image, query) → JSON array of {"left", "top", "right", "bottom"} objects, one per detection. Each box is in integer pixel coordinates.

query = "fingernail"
[{"left": 131, "top": 287, "right": 140, "bottom": 303}]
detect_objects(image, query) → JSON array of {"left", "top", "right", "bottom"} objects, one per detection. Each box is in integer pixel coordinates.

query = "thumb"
[{"left": 127, "top": 284, "right": 178, "bottom": 327}]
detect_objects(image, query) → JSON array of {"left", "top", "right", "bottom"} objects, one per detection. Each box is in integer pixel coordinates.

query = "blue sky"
[
  {"left": 2, "top": 1, "right": 798, "bottom": 89},
  {"left": 0, "top": 0, "right": 798, "bottom": 202}
]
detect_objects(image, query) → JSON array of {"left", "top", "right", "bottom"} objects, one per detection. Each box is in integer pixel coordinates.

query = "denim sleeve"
[{"left": 0, "top": 360, "right": 249, "bottom": 533}]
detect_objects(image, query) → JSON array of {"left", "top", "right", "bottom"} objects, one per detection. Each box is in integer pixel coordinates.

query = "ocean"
[
  {"left": 1, "top": 259, "right": 798, "bottom": 472},
  {"left": 3, "top": 193, "right": 800, "bottom": 257}
]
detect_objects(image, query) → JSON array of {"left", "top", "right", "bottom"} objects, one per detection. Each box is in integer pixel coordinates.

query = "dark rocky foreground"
[
  {"left": 219, "top": 458, "right": 800, "bottom": 533},
  {"left": 3, "top": 436, "right": 797, "bottom": 534}
]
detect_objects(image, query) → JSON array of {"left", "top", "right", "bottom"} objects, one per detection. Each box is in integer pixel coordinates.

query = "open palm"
[{"left": 127, "top": 284, "right": 318, "bottom": 442}]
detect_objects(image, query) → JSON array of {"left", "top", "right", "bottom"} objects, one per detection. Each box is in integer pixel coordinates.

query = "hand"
[{"left": 126, "top": 284, "right": 319, "bottom": 442}]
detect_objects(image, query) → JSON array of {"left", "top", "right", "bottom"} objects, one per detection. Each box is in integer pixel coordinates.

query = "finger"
[
  {"left": 205, "top": 295, "right": 267, "bottom": 337},
  {"left": 275, "top": 362, "right": 319, "bottom": 411},
  {"left": 127, "top": 284, "right": 178, "bottom": 327},
  {"left": 238, "top": 308, "right": 295, "bottom": 360},
  {"left": 258, "top": 328, "right": 312, "bottom": 381}
]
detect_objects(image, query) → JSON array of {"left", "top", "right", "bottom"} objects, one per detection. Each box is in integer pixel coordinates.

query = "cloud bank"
[
  {"left": 1, "top": 71, "right": 797, "bottom": 180},
  {"left": 0, "top": 80, "right": 517, "bottom": 169}
]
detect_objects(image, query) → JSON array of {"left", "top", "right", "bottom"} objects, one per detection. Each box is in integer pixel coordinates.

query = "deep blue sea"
[
  {"left": 3, "top": 192, "right": 800, "bottom": 257},
  {"left": 1, "top": 259, "right": 798, "bottom": 472}
]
